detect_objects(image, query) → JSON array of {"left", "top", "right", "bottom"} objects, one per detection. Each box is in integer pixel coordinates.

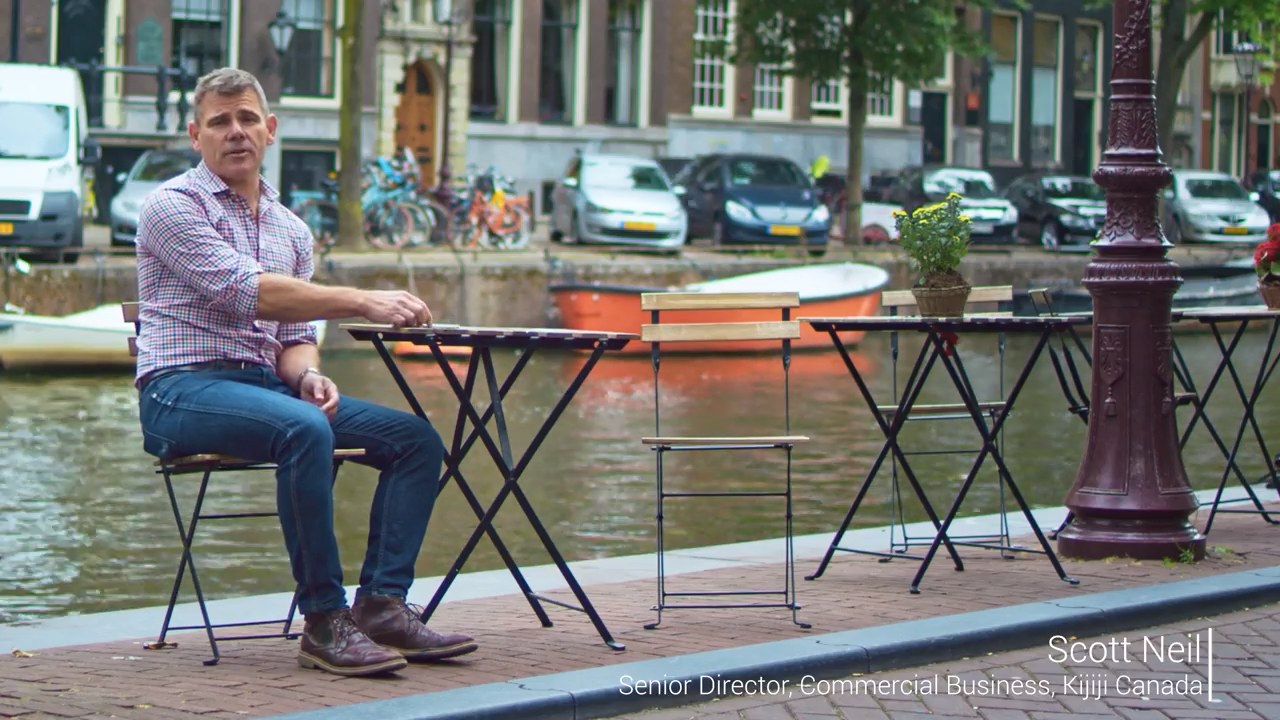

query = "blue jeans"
[{"left": 137, "top": 365, "right": 445, "bottom": 614}]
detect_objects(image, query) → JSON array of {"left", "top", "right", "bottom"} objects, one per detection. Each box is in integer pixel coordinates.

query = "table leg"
[
  {"left": 910, "top": 330, "right": 1079, "bottom": 593},
  {"left": 806, "top": 329, "right": 964, "bottom": 582},
  {"left": 369, "top": 336, "right": 552, "bottom": 626},
  {"left": 422, "top": 341, "right": 625, "bottom": 650}
]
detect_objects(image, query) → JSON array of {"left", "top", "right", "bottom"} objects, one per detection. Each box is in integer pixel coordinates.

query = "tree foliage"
[
  {"left": 1153, "top": 0, "right": 1280, "bottom": 165},
  {"left": 724, "top": 0, "right": 996, "bottom": 244}
]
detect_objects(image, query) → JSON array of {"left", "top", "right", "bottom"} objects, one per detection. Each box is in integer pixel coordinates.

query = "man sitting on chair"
[{"left": 133, "top": 67, "right": 476, "bottom": 677}]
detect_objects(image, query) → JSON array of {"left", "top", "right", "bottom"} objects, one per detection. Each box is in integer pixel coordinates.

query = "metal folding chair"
[
  {"left": 639, "top": 291, "right": 809, "bottom": 629},
  {"left": 123, "top": 302, "right": 364, "bottom": 665}
]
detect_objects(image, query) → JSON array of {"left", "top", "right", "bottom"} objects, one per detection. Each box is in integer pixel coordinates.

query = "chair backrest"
[
  {"left": 639, "top": 292, "right": 801, "bottom": 344},
  {"left": 879, "top": 285, "right": 1013, "bottom": 316},
  {"left": 122, "top": 301, "right": 140, "bottom": 357}
]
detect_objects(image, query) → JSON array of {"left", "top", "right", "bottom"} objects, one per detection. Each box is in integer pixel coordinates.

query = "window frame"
[
  {"left": 691, "top": 0, "right": 735, "bottom": 118},
  {"left": 1029, "top": 14, "right": 1064, "bottom": 167},
  {"left": 278, "top": 0, "right": 341, "bottom": 107},
  {"left": 987, "top": 10, "right": 1023, "bottom": 164},
  {"left": 469, "top": 0, "right": 516, "bottom": 122},
  {"left": 538, "top": 0, "right": 580, "bottom": 125},
  {"left": 604, "top": 0, "right": 644, "bottom": 127}
]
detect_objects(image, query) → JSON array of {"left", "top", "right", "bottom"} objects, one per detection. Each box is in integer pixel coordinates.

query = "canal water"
[{"left": 1, "top": 330, "right": 1276, "bottom": 624}]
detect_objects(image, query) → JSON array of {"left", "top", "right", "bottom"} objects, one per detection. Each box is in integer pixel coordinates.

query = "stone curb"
[{"left": 269, "top": 566, "right": 1280, "bottom": 720}]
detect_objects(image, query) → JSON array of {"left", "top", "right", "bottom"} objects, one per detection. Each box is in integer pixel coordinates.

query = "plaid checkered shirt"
[{"left": 133, "top": 161, "right": 317, "bottom": 386}]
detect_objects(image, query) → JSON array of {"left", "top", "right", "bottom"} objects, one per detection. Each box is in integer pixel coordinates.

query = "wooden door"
[{"left": 394, "top": 63, "right": 438, "bottom": 189}]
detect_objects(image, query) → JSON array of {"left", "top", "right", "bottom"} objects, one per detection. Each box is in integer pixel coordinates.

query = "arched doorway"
[{"left": 394, "top": 61, "right": 439, "bottom": 189}]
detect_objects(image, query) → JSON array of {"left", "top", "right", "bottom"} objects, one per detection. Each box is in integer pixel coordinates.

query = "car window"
[
  {"left": 582, "top": 160, "right": 670, "bottom": 191},
  {"left": 1042, "top": 177, "right": 1105, "bottom": 201},
  {"left": 1182, "top": 177, "right": 1249, "bottom": 200},
  {"left": 726, "top": 158, "right": 809, "bottom": 188},
  {"left": 923, "top": 168, "right": 998, "bottom": 198},
  {"left": 0, "top": 102, "right": 71, "bottom": 160},
  {"left": 695, "top": 160, "right": 721, "bottom": 186},
  {"left": 131, "top": 151, "right": 200, "bottom": 182}
]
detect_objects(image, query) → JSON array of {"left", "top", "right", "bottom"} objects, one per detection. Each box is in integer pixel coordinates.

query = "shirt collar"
[{"left": 192, "top": 160, "right": 281, "bottom": 204}]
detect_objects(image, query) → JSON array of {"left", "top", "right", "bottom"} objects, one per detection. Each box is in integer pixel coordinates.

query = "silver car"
[
  {"left": 549, "top": 153, "right": 688, "bottom": 249},
  {"left": 109, "top": 148, "right": 201, "bottom": 246},
  {"left": 1162, "top": 170, "right": 1271, "bottom": 244}
]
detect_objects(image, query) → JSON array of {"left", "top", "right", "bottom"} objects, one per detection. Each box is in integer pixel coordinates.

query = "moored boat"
[{"left": 549, "top": 262, "right": 892, "bottom": 353}]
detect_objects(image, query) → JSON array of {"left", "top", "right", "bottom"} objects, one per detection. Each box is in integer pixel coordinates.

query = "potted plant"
[
  {"left": 1255, "top": 223, "right": 1280, "bottom": 310},
  {"left": 894, "top": 192, "right": 973, "bottom": 317}
]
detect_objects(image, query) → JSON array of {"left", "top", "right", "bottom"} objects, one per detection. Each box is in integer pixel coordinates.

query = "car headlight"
[
  {"left": 1001, "top": 206, "right": 1018, "bottom": 224},
  {"left": 586, "top": 201, "right": 614, "bottom": 214},
  {"left": 725, "top": 200, "right": 754, "bottom": 222},
  {"left": 809, "top": 204, "right": 830, "bottom": 224}
]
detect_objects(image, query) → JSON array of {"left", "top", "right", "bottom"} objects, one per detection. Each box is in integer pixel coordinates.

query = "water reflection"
[{"left": 0, "top": 330, "right": 1276, "bottom": 622}]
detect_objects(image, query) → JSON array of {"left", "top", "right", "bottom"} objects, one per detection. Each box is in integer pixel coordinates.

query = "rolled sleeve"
[
  {"left": 136, "top": 188, "right": 263, "bottom": 320},
  {"left": 278, "top": 219, "right": 317, "bottom": 347}
]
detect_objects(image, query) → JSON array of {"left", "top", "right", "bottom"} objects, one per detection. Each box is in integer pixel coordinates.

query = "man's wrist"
[{"left": 296, "top": 367, "right": 322, "bottom": 386}]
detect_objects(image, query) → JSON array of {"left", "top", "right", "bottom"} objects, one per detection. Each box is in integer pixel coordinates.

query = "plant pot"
[
  {"left": 1260, "top": 278, "right": 1280, "bottom": 310},
  {"left": 912, "top": 282, "right": 972, "bottom": 317}
]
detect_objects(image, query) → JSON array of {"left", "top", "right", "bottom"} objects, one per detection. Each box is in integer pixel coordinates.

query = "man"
[{"left": 133, "top": 67, "right": 476, "bottom": 677}]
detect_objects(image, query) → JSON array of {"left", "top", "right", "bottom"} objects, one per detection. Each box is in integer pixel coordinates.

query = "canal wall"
[{"left": 0, "top": 246, "right": 1253, "bottom": 351}]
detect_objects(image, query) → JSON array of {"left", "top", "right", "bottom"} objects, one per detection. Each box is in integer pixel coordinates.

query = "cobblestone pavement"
[{"left": 615, "top": 601, "right": 1280, "bottom": 720}]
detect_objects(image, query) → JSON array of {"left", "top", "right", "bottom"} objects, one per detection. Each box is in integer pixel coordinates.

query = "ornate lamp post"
[
  {"left": 1057, "top": 0, "right": 1206, "bottom": 561},
  {"left": 1234, "top": 41, "right": 1261, "bottom": 180}
]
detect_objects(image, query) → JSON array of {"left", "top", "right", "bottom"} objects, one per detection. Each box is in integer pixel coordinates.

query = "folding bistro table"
[
  {"left": 801, "top": 314, "right": 1088, "bottom": 593},
  {"left": 1171, "top": 306, "right": 1280, "bottom": 532},
  {"left": 341, "top": 322, "right": 638, "bottom": 651}
]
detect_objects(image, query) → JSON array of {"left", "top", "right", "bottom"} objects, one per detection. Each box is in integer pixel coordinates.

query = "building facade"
[
  {"left": 1190, "top": 13, "right": 1279, "bottom": 177},
  {"left": 0, "top": 0, "right": 382, "bottom": 218}
]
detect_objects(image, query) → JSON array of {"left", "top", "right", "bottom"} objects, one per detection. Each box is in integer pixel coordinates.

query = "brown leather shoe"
[
  {"left": 351, "top": 594, "right": 478, "bottom": 661},
  {"left": 297, "top": 608, "right": 408, "bottom": 677}
]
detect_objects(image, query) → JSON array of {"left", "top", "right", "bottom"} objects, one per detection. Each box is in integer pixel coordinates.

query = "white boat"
[{"left": 0, "top": 305, "right": 328, "bottom": 371}]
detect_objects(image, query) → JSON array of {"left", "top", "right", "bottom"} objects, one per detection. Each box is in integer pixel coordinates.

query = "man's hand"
[
  {"left": 299, "top": 371, "right": 340, "bottom": 419},
  {"left": 359, "top": 290, "right": 432, "bottom": 327}
]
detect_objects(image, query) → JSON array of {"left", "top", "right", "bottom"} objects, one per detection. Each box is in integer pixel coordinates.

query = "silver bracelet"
[{"left": 296, "top": 367, "right": 323, "bottom": 386}]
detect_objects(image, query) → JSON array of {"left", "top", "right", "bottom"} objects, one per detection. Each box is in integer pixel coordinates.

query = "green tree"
[
  {"left": 1153, "top": 1, "right": 1279, "bottom": 163},
  {"left": 724, "top": 0, "right": 993, "bottom": 244},
  {"left": 337, "top": 0, "right": 364, "bottom": 247}
]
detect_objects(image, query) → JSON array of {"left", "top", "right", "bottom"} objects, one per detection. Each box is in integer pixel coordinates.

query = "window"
[
  {"left": 0, "top": 102, "right": 70, "bottom": 160},
  {"left": 471, "top": 0, "right": 512, "bottom": 120},
  {"left": 171, "top": 0, "right": 228, "bottom": 80},
  {"left": 281, "top": 149, "right": 337, "bottom": 210},
  {"left": 924, "top": 167, "right": 999, "bottom": 198},
  {"left": 540, "top": 0, "right": 578, "bottom": 124},
  {"left": 868, "top": 76, "right": 894, "bottom": 119},
  {"left": 280, "top": 0, "right": 336, "bottom": 98},
  {"left": 1031, "top": 18, "right": 1060, "bottom": 165},
  {"left": 582, "top": 160, "right": 670, "bottom": 191},
  {"left": 727, "top": 157, "right": 809, "bottom": 188},
  {"left": 1184, "top": 177, "right": 1249, "bottom": 200},
  {"left": 1259, "top": 100, "right": 1274, "bottom": 171},
  {"left": 811, "top": 79, "right": 841, "bottom": 119},
  {"left": 1215, "top": 93, "right": 1237, "bottom": 174},
  {"left": 693, "top": 0, "right": 733, "bottom": 112},
  {"left": 130, "top": 150, "right": 201, "bottom": 182},
  {"left": 753, "top": 65, "right": 785, "bottom": 114},
  {"left": 988, "top": 14, "right": 1020, "bottom": 162},
  {"left": 606, "top": 0, "right": 643, "bottom": 125},
  {"left": 1074, "top": 23, "right": 1099, "bottom": 93},
  {"left": 1213, "top": 10, "right": 1257, "bottom": 56}
]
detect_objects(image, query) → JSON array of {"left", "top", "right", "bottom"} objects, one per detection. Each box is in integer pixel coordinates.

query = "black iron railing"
[{"left": 60, "top": 62, "right": 194, "bottom": 133}]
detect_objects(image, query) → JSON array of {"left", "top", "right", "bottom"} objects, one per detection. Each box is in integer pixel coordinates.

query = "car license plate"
[
  {"left": 622, "top": 221, "right": 656, "bottom": 231},
  {"left": 970, "top": 221, "right": 994, "bottom": 234},
  {"left": 1223, "top": 226, "right": 1249, "bottom": 235},
  {"left": 769, "top": 225, "right": 802, "bottom": 236},
  {"left": 0, "top": 223, "right": 12, "bottom": 236}
]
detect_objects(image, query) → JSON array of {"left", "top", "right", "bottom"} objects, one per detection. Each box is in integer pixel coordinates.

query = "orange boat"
[{"left": 549, "top": 262, "right": 891, "bottom": 353}]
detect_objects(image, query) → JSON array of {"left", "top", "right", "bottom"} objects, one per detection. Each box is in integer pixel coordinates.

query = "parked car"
[
  {"left": 1161, "top": 170, "right": 1272, "bottom": 244},
  {"left": 885, "top": 165, "right": 1019, "bottom": 244},
  {"left": 1248, "top": 169, "right": 1280, "bottom": 223},
  {"left": 549, "top": 153, "right": 688, "bottom": 249},
  {"left": 1003, "top": 173, "right": 1107, "bottom": 248},
  {"left": 671, "top": 153, "right": 830, "bottom": 252},
  {"left": 109, "top": 147, "right": 201, "bottom": 246}
]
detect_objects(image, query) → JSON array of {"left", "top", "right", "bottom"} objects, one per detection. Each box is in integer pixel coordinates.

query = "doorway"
[
  {"left": 920, "top": 92, "right": 948, "bottom": 164},
  {"left": 56, "top": 0, "right": 107, "bottom": 127},
  {"left": 395, "top": 62, "right": 439, "bottom": 190},
  {"left": 1071, "top": 98, "right": 1095, "bottom": 175}
]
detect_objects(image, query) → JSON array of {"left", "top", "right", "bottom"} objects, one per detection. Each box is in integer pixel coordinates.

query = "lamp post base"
[{"left": 1057, "top": 515, "right": 1205, "bottom": 561}]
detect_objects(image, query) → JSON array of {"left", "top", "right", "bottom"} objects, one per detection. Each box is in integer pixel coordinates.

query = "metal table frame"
[
  {"left": 342, "top": 323, "right": 637, "bottom": 651},
  {"left": 1174, "top": 307, "right": 1280, "bottom": 532},
  {"left": 801, "top": 314, "right": 1086, "bottom": 593}
]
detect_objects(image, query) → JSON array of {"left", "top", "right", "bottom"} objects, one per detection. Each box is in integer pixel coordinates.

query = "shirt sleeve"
[
  {"left": 277, "top": 220, "right": 319, "bottom": 347},
  {"left": 136, "top": 187, "right": 262, "bottom": 320}
]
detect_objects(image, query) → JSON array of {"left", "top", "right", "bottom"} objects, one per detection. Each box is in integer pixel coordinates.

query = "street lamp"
[
  {"left": 1234, "top": 41, "right": 1261, "bottom": 180},
  {"left": 1056, "top": 0, "right": 1206, "bottom": 561},
  {"left": 268, "top": 9, "right": 297, "bottom": 58},
  {"left": 433, "top": 0, "right": 467, "bottom": 206}
]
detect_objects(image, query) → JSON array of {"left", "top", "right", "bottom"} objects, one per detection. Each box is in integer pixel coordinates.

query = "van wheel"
[{"left": 60, "top": 223, "right": 84, "bottom": 264}]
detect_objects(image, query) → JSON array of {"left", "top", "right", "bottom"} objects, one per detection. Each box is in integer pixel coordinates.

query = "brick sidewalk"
[
  {"left": 2, "top": 509, "right": 1279, "bottom": 720},
  {"left": 613, "top": 600, "right": 1280, "bottom": 720}
]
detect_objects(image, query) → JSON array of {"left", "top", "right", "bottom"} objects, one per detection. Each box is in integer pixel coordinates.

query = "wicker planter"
[
  {"left": 912, "top": 282, "right": 972, "bottom": 317},
  {"left": 1261, "top": 279, "right": 1280, "bottom": 310}
]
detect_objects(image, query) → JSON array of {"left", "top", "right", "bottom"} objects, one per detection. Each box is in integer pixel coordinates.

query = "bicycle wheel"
[
  {"left": 294, "top": 198, "right": 338, "bottom": 257},
  {"left": 366, "top": 202, "right": 414, "bottom": 250},
  {"left": 491, "top": 205, "right": 531, "bottom": 249}
]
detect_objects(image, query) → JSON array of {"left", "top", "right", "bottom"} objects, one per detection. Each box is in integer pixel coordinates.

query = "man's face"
[{"left": 187, "top": 89, "right": 277, "bottom": 186}]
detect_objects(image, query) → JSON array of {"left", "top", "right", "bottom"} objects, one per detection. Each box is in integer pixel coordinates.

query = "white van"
[{"left": 0, "top": 63, "right": 101, "bottom": 264}]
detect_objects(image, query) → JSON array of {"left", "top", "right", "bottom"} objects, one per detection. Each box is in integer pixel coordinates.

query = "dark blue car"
[{"left": 672, "top": 153, "right": 830, "bottom": 254}]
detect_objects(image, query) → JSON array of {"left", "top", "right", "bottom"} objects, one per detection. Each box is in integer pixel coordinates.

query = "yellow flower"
[
  {"left": 892, "top": 210, "right": 906, "bottom": 217},
  {"left": 947, "top": 192, "right": 962, "bottom": 200},
  {"left": 960, "top": 215, "right": 970, "bottom": 221}
]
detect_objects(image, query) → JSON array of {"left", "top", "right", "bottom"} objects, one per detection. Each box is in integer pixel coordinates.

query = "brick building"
[{"left": 1188, "top": 14, "right": 1278, "bottom": 177}]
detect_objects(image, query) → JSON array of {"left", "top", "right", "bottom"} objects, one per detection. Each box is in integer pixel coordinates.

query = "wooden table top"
[{"left": 800, "top": 314, "right": 1091, "bottom": 332}]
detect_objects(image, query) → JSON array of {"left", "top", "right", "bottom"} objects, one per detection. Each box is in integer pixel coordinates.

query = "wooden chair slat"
[
  {"left": 122, "top": 302, "right": 140, "bottom": 322},
  {"left": 640, "top": 320, "right": 800, "bottom": 343},
  {"left": 640, "top": 292, "right": 800, "bottom": 311},
  {"left": 642, "top": 435, "right": 810, "bottom": 445},
  {"left": 881, "top": 285, "right": 1014, "bottom": 310},
  {"left": 157, "top": 448, "right": 366, "bottom": 469},
  {"left": 876, "top": 402, "right": 1006, "bottom": 415}
]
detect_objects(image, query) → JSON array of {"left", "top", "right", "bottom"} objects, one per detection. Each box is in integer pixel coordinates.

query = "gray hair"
[{"left": 192, "top": 68, "right": 270, "bottom": 122}]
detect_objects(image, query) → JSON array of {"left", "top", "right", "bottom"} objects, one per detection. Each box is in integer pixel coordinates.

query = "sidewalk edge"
[{"left": 267, "top": 568, "right": 1280, "bottom": 720}]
